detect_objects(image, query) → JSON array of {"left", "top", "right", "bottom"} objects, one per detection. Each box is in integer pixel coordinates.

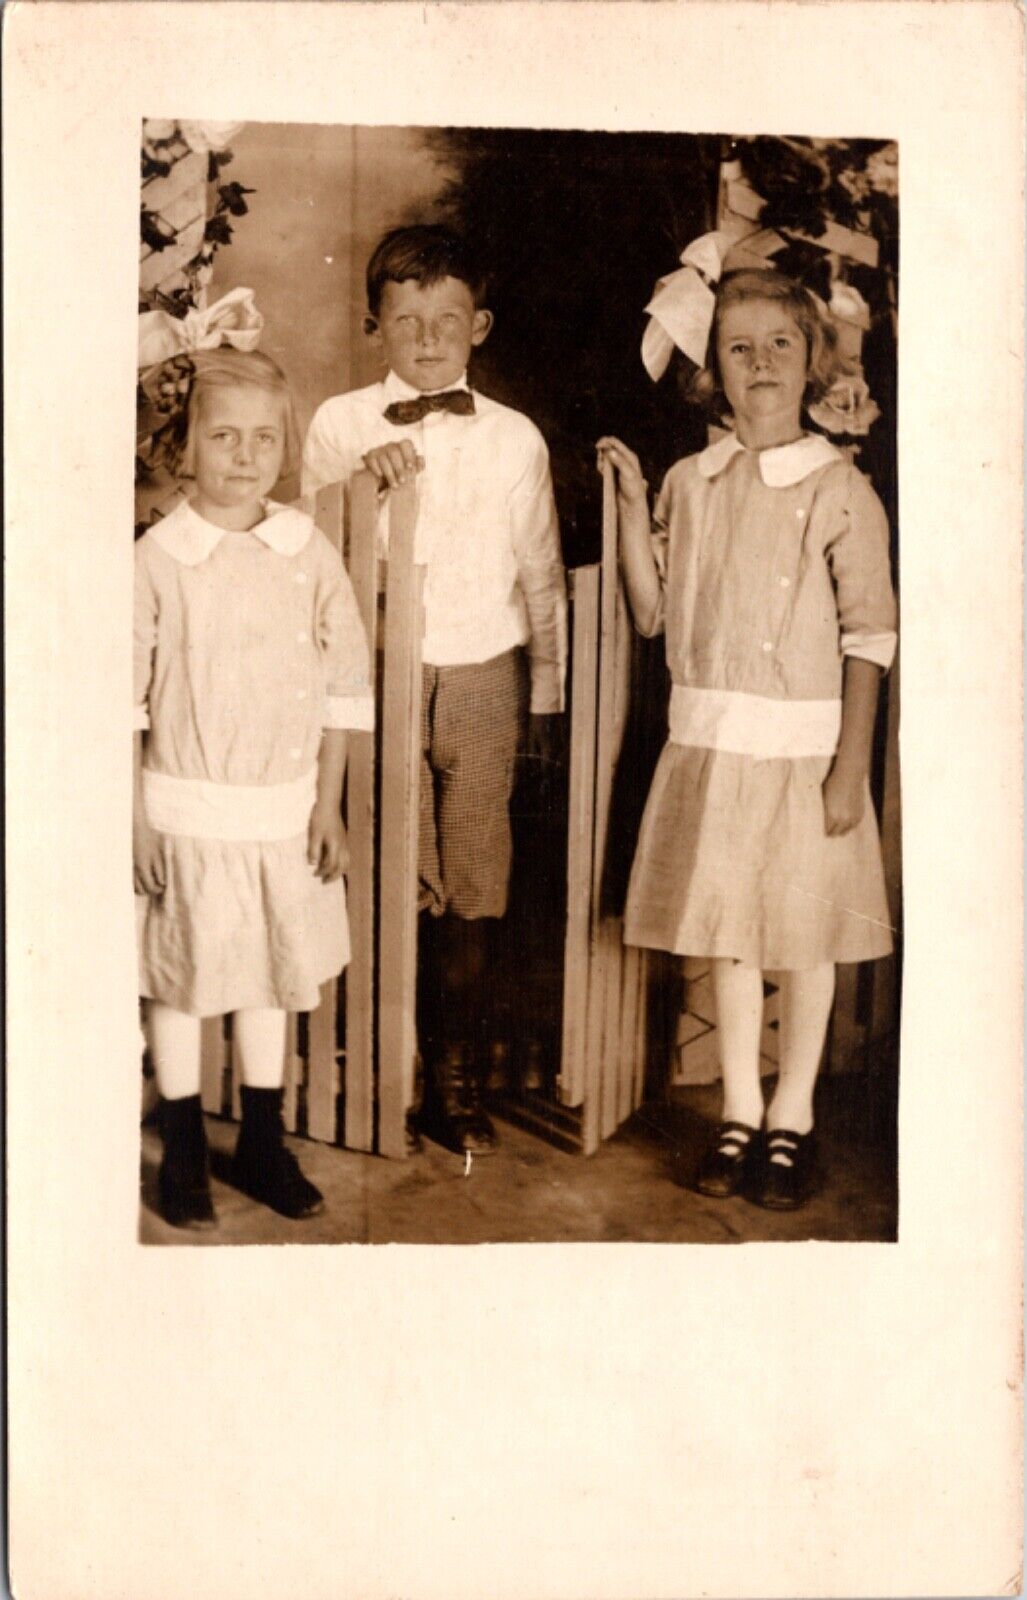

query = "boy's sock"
[
  {"left": 416, "top": 910, "right": 444, "bottom": 1073},
  {"left": 421, "top": 913, "right": 497, "bottom": 1154},
  {"left": 438, "top": 914, "right": 488, "bottom": 1026}
]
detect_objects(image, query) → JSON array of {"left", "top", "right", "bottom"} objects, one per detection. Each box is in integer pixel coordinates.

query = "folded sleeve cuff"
[
  {"left": 324, "top": 692, "right": 375, "bottom": 731},
  {"left": 133, "top": 704, "right": 150, "bottom": 732},
  {"left": 841, "top": 630, "right": 897, "bottom": 671}
]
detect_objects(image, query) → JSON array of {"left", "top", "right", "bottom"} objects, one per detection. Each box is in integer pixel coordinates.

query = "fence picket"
[
  {"left": 376, "top": 482, "right": 422, "bottom": 1159},
  {"left": 343, "top": 472, "right": 380, "bottom": 1152},
  {"left": 558, "top": 566, "right": 599, "bottom": 1109},
  {"left": 583, "top": 465, "right": 622, "bottom": 1155},
  {"left": 199, "top": 1017, "right": 226, "bottom": 1116},
  {"left": 282, "top": 1012, "right": 301, "bottom": 1134},
  {"left": 307, "top": 981, "right": 338, "bottom": 1142}
]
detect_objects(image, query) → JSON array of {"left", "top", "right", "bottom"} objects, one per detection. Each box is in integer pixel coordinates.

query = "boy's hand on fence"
[
  {"left": 133, "top": 820, "right": 166, "bottom": 898},
  {"left": 363, "top": 441, "right": 424, "bottom": 490},
  {"left": 822, "top": 762, "right": 866, "bottom": 836},
  {"left": 596, "top": 437, "right": 648, "bottom": 506},
  {"left": 308, "top": 804, "right": 349, "bottom": 882}
]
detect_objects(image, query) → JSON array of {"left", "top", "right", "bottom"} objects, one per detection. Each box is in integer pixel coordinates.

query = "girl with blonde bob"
[{"left": 134, "top": 348, "right": 373, "bottom": 1228}]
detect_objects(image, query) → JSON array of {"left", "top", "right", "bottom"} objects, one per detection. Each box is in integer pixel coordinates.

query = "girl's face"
[
  {"left": 190, "top": 386, "right": 286, "bottom": 529},
  {"left": 716, "top": 299, "right": 809, "bottom": 447}
]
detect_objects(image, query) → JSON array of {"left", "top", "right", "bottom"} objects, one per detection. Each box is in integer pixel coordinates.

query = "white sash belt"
[
  {"left": 143, "top": 766, "right": 317, "bottom": 841},
  {"left": 668, "top": 685, "right": 841, "bottom": 759}
]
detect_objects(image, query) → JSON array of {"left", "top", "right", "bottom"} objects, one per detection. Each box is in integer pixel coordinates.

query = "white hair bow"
[
  {"left": 641, "top": 230, "right": 734, "bottom": 381},
  {"left": 137, "top": 286, "right": 263, "bottom": 369}
]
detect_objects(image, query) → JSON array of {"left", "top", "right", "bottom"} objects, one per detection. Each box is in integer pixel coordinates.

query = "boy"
[{"left": 302, "top": 225, "right": 567, "bottom": 1156}]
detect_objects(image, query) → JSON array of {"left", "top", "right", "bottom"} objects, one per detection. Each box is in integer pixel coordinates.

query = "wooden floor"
[{"left": 139, "top": 1070, "right": 898, "bottom": 1247}]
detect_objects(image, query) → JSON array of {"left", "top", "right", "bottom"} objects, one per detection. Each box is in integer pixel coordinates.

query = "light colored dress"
[
  {"left": 624, "top": 433, "right": 897, "bottom": 970},
  {"left": 134, "top": 498, "right": 374, "bottom": 1016}
]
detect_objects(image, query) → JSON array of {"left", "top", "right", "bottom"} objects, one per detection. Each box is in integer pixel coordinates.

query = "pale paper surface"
[{"left": 4, "top": 2, "right": 1022, "bottom": 1596}]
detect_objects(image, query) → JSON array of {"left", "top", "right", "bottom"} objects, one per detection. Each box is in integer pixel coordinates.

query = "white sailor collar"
[
  {"left": 697, "top": 431, "right": 843, "bottom": 487},
  {"left": 381, "top": 367, "right": 471, "bottom": 403},
  {"left": 149, "top": 497, "right": 313, "bottom": 566}
]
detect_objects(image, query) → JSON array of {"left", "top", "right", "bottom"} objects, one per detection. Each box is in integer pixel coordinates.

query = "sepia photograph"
[
  {"left": 7, "top": 5, "right": 1021, "bottom": 1598},
  {"left": 135, "top": 122, "right": 902, "bottom": 1246}
]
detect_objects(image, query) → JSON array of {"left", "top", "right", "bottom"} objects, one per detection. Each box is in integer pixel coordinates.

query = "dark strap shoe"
[
  {"left": 231, "top": 1086, "right": 325, "bottom": 1219},
  {"left": 755, "top": 1129, "right": 819, "bottom": 1211},
  {"left": 694, "top": 1120, "right": 761, "bottom": 1199},
  {"left": 157, "top": 1094, "right": 217, "bottom": 1229}
]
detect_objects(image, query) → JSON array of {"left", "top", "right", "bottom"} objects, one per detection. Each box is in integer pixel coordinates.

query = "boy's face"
[{"left": 366, "top": 276, "right": 493, "bottom": 392}]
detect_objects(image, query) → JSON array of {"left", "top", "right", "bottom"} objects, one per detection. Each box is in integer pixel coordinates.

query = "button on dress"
[
  {"left": 624, "top": 435, "right": 897, "bottom": 969},
  {"left": 134, "top": 500, "right": 373, "bottom": 1015}
]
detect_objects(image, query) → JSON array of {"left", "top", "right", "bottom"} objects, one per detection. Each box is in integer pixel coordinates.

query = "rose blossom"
[
  {"left": 866, "top": 144, "right": 899, "bottom": 198},
  {"left": 808, "top": 370, "right": 881, "bottom": 437}
]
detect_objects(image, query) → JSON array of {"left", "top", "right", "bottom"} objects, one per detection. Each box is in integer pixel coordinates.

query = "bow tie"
[{"left": 383, "top": 389, "right": 476, "bottom": 425}]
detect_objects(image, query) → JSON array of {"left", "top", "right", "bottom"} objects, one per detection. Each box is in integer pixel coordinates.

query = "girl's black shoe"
[
  {"left": 157, "top": 1094, "right": 217, "bottom": 1229},
  {"left": 755, "top": 1128, "right": 819, "bottom": 1211},
  {"left": 231, "top": 1086, "right": 325, "bottom": 1219},
  {"left": 694, "top": 1120, "right": 761, "bottom": 1198}
]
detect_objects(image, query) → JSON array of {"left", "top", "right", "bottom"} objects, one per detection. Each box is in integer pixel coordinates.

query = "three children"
[{"left": 137, "top": 226, "right": 896, "bottom": 1225}]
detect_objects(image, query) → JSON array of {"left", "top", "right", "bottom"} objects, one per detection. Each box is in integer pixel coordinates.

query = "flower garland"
[
  {"left": 732, "top": 136, "right": 898, "bottom": 281},
  {"left": 138, "top": 119, "right": 254, "bottom": 319},
  {"left": 728, "top": 136, "right": 898, "bottom": 451},
  {"left": 137, "top": 120, "right": 255, "bottom": 508}
]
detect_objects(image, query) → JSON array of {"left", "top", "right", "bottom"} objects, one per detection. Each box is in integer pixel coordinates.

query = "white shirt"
[{"left": 302, "top": 369, "right": 567, "bottom": 713}]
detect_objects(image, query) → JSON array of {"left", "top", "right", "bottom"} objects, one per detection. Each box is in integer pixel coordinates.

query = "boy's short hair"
[
  {"left": 180, "top": 347, "right": 301, "bottom": 479},
  {"left": 366, "top": 224, "right": 488, "bottom": 318},
  {"left": 689, "top": 268, "right": 839, "bottom": 416}
]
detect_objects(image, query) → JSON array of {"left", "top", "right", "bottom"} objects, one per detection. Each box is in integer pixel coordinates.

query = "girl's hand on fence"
[
  {"left": 133, "top": 820, "right": 166, "bottom": 898},
  {"left": 308, "top": 804, "right": 349, "bottom": 882},
  {"left": 596, "top": 437, "right": 648, "bottom": 507},
  {"left": 822, "top": 762, "right": 866, "bottom": 836},
  {"left": 363, "top": 442, "right": 424, "bottom": 490}
]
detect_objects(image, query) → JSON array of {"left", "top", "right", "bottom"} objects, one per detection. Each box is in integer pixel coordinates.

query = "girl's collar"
[
  {"left": 148, "top": 497, "right": 313, "bottom": 566},
  {"left": 697, "top": 430, "right": 843, "bottom": 487}
]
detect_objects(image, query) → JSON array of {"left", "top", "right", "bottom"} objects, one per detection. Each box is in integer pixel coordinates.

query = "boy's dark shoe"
[
  {"left": 422, "top": 1042, "right": 498, "bottom": 1155},
  {"left": 519, "top": 1037, "right": 546, "bottom": 1095},
  {"left": 157, "top": 1094, "right": 217, "bottom": 1229},
  {"left": 231, "top": 1086, "right": 325, "bottom": 1219}
]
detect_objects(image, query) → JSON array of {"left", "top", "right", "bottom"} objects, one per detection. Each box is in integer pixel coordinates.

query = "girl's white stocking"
[
  {"left": 232, "top": 1007, "right": 288, "bottom": 1089},
  {"left": 145, "top": 1000, "right": 202, "bottom": 1100},
  {"left": 767, "top": 963, "right": 836, "bottom": 1139},
  {"left": 710, "top": 958, "right": 765, "bottom": 1128}
]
